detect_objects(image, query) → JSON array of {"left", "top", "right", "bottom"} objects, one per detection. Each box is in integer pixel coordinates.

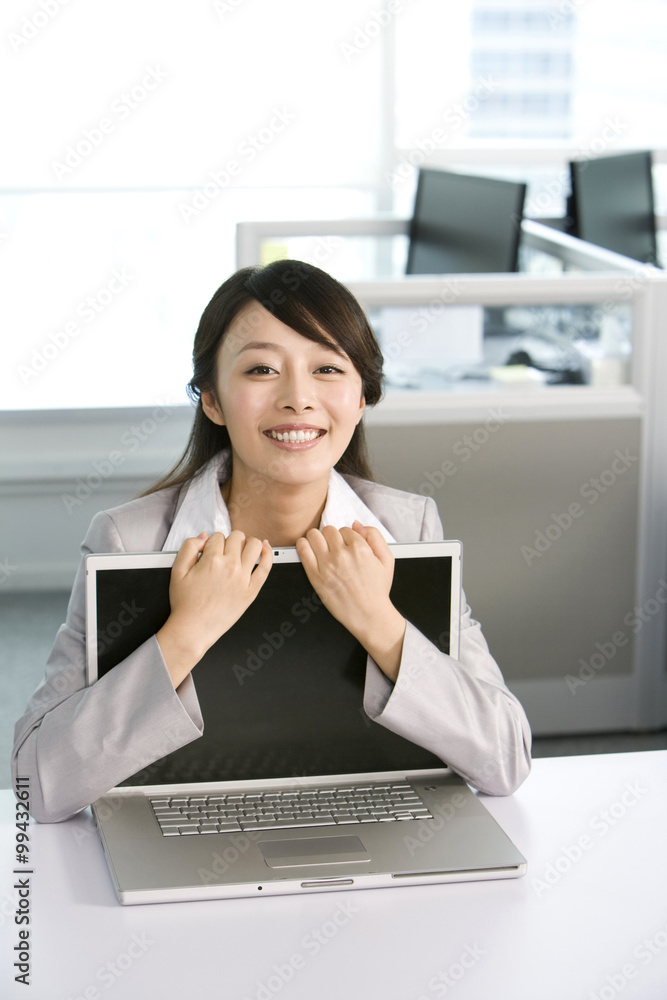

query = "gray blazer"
[{"left": 12, "top": 475, "right": 532, "bottom": 822}]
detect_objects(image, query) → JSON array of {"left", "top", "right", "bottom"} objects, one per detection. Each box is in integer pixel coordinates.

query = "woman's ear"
[
  {"left": 201, "top": 389, "right": 225, "bottom": 426},
  {"left": 356, "top": 395, "right": 366, "bottom": 425}
]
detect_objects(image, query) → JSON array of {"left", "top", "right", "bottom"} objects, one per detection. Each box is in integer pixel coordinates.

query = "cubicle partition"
[
  {"left": 235, "top": 219, "right": 667, "bottom": 736},
  {"left": 354, "top": 273, "right": 666, "bottom": 737}
]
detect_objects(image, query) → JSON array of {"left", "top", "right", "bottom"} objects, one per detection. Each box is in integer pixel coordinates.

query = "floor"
[{"left": 2, "top": 591, "right": 666, "bottom": 790}]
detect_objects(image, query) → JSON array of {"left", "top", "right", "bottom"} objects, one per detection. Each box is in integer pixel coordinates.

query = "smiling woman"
[
  {"left": 200, "top": 306, "right": 367, "bottom": 521},
  {"left": 12, "top": 260, "right": 532, "bottom": 822},
  {"left": 144, "top": 260, "right": 384, "bottom": 497}
]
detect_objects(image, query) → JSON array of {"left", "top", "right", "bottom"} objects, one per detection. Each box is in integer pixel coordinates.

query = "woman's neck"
[{"left": 220, "top": 475, "right": 329, "bottom": 546}]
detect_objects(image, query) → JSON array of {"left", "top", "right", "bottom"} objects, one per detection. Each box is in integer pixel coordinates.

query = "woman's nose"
[{"left": 278, "top": 371, "right": 315, "bottom": 412}]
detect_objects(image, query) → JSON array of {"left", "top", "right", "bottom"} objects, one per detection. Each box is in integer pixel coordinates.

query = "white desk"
[{"left": 1, "top": 751, "right": 666, "bottom": 1000}]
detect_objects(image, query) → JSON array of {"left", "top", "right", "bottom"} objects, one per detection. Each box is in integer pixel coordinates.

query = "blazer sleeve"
[
  {"left": 362, "top": 495, "right": 532, "bottom": 796},
  {"left": 11, "top": 511, "right": 204, "bottom": 824}
]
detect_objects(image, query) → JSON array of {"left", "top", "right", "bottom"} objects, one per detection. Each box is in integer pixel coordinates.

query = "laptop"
[{"left": 85, "top": 541, "right": 526, "bottom": 904}]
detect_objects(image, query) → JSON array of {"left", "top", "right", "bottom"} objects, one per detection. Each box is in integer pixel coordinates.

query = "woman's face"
[{"left": 201, "top": 302, "right": 365, "bottom": 490}]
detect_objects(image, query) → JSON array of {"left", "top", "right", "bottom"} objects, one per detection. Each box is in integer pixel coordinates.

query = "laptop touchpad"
[{"left": 259, "top": 835, "right": 370, "bottom": 868}]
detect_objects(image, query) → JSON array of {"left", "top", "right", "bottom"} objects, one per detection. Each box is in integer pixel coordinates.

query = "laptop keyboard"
[{"left": 150, "top": 782, "right": 433, "bottom": 837}]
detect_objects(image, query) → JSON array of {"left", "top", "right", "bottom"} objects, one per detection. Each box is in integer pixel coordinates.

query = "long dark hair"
[{"left": 143, "top": 259, "right": 385, "bottom": 496}]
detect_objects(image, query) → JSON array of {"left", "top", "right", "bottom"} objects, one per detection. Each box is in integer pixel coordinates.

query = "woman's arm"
[
  {"left": 362, "top": 494, "right": 532, "bottom": 796},
  {"left": 11, "top": 511, "right": 204, "bottom": 823}
]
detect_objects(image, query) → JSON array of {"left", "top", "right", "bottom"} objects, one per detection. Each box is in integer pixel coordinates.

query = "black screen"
[
  {"left": 406, "top": 167, "right": 527, "bottom": 275},
  {"left": 569, "top": 151, "right": 659, "bottom": 265},
  {"left": 94, "top": 554, "right": 453, "bottom": 785}
]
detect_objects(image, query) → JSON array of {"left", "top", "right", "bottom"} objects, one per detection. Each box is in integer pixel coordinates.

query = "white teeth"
[{"left": 268, "top": 429, "right": 321, "bottom": 443}]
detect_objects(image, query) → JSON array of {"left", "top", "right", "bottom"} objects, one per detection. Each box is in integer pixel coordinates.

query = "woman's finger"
[
  {"left": 248, "top": 540, "right": 274, "bottom": 593},
  {"left": 240, "top": 534, "right": 267, "bottom": 575},
  {"left": 351, "top": 521, "right": 393, "bottom": 569},
  {"left": 295, "top": 535, "right": 319, "bottom": 576},
  {"left": 300, "top": 528, "right": 330, "bottom": 564},
  {"left": 170, "top": 532, "right": 209, "bottom": 580}
]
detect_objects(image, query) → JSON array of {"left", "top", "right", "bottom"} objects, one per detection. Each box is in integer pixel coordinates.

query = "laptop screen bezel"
[{"left": 85, "top": 541, "right": 462, "bottom": 686}]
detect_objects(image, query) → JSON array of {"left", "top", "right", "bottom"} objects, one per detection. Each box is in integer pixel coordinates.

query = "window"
[{"left": 1, "top": 0, "right": 666, "bottom": 410}]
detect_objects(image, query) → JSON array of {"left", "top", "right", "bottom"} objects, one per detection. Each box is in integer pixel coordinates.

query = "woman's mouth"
[
  {"left": 263, "top": 427, "right": 326, "bottom": 447},
  {"left": 267, "top": 428, "right": 324, "bottom": 443}
]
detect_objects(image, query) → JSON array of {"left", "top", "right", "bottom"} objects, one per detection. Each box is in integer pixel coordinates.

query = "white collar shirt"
[{"left": 162, "top": 450, "right": 396, "bottom": 550}]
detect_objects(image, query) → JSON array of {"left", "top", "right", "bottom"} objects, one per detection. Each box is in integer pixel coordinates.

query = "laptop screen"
[{"left": 93, "top": 549, "right": 457, "bottom": 785}]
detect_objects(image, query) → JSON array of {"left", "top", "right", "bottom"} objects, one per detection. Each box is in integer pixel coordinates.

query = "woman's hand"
[
  {"left": 296, "top": 521, "right": 406, "bottom": 682},
  {"left": 156, "top": 531, "right": 273, "bottom": 688}
]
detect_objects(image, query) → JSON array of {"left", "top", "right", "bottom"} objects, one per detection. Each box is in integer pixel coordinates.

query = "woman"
[{"left": 13, "top": 260, "right": 531, "bottom": 823}]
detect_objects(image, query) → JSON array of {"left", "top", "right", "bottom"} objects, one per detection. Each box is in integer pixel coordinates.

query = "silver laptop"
[{"left": 85, "top": 541, "right": 526, "bottom": 904}]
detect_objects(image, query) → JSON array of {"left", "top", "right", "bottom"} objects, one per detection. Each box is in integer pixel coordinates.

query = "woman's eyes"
[{"left": 245, "top": 364, "right": 345, "bottom": 376}]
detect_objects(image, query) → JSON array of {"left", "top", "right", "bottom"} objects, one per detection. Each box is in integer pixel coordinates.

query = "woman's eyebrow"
[
  {"left": 236, "top": 340, "right": 281, "bottom": 355},
  {"left": 236, "top": 339, "right": 346, "bottom": 358}
]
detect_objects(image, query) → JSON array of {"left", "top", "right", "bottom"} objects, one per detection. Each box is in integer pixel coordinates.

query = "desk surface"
[{"left": 1, "top": 751, "right": 666, "bottom": 1000}]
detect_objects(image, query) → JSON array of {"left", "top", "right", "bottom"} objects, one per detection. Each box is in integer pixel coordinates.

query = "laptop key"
[{"left": 240, "top": 819, "right": 293, "bottom": 831}]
